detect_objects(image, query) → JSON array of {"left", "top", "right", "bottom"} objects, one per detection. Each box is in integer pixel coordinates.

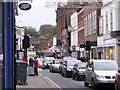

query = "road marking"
[
  {"left": 44, "top": 77, "right": 63, "bottom": 90},
  {"left": 40, "top": 74, "right": 43, "bottom": 76},
  {"left": 38, "top": 68, "right": 42, "bottom": 71}
]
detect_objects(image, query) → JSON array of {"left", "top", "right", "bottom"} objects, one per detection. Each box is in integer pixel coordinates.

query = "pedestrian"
[
  {"left": 28, "top": 57, "right": 35, "bottom": 76},
  {"left": 34, "top": 57, "right": 38, "bottom": 76},
  {"left": 22, "top": 56, "right": 28, "bottom": 62}
]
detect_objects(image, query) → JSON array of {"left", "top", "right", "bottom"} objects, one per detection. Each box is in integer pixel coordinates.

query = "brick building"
[
  {"left": 83, "top": 2, "right": 102, "bottom": 59},
  {"left": 56, "top": 3, "right": 77, "bottom": 56}
]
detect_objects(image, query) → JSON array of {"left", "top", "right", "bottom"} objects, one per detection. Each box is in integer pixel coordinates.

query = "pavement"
[{"left": 16, "top": 68, "right": 61, "bottom": 90}]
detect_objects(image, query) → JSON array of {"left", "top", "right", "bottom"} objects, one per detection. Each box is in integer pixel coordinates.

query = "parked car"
[
  {"left": 61, "top": 60, "right": 80, "bottom": 77},
  {"left": 63, "top": 57, "right": 78, "bottom": 61},
  {"left": 49, "top": 59, "right": 61, "bottom": 72},
  {"left": 42, "top": 57, "right": 55, "bottom": 69},
  {"left": 37, "top": 57, "right": 44, "bottom": 68},
  {"left": 84, "top": 59, "right": 118, "bottom": 89},
  {"left": 115, "top": 67, "right": 120, "bottom": 90},
  {"left": 59, "top": 57, "right": 79, "bottom": 74},
  {"left": 72, "top": 62, "right": 87, "bottom": 81}
]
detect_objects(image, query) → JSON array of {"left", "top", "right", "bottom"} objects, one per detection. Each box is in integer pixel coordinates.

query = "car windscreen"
[
  {"left": 94, "top": 62, "right": 118, "bottom": 70},
  {"left": 64, "top": 57, "right": 77, "bottom": 61},
  {"left": 67, "top": 61, "right": 79, "bottom": 66},
  {"left": 78, "top": 63, "right": 87, "bottom": 69},
  {"left": 54, "top": 60, "right": 61, "bottom": 64}
]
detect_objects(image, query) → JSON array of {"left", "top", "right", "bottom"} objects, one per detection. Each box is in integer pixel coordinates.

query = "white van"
[{"left": 84, "top": 59, "right": 118, "bottom": 89}]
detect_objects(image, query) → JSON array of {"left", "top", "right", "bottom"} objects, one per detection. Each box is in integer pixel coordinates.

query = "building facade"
[
  {"left": 77, "top": 8, "right": 85, "bottom": 58},
  {"left": 83, "top": 2, "right": 101, "bottom": 60},
  {"left": 98, "top": 0, "right": 120, "bottom": 66},
  {"left": 56, "top": 3, "right": 77, "bottom": 56}
]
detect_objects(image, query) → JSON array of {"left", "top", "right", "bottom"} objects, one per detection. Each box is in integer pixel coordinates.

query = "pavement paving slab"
[{"left": 16, "top": 69, "right": 59, "bottom": 89}]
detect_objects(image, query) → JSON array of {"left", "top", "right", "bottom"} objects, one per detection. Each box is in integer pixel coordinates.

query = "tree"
[
  {"left": 39, "top": 24, "right": 56, "bottom": 39},
  {"left": 23, "top": 26, "right": 40, "bottom": 38}
]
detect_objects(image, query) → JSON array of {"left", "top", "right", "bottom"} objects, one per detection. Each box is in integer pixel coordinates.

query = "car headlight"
[
  {"left": 96, "top": 75, "right": 104, "bottom": 79},
  {"left": 79, "top": 71, "right": 84, "bottom": 75},
  {"left": 44, "top": 63, "right": 47, "bottom": 65},
  {"left": 67, "top": 67, "right": 71, "bottom": 71}
]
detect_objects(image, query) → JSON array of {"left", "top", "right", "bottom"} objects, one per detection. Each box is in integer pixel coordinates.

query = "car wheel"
[
  {"left": 72, "top": 74, "right": 75, "bottom": 80},
  {"left": 115, "top": 82, "right": 119, "bottom": 90},
  {"left": 84, "top": 78, "right": 89, "bottom": 87},
  {"left": 61, "top": 71, "right": 64, "bottom": 76},
  {"left": 65, "top": 72, "right": 68, "bottom": 78},
  {"left": 91, "top": 79, "right": 97, "bottom": 89},
  {"left": 51, "top": 68, "right": 54, "bottom": 73},
  {"left": 76, "top": 76, "right": 80, "bottom": 81},
  {"left": 49, "top": 68, "right": 51, "bottom": 72}
]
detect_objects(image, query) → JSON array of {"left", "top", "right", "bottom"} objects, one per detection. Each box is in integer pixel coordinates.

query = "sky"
[{"left": 16, "top": 0, "right": 57, "bottom": 31}]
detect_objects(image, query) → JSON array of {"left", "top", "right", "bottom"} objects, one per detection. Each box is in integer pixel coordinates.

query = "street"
[{"left": 39, "top": 69, "right": 115, "bottom": 90}]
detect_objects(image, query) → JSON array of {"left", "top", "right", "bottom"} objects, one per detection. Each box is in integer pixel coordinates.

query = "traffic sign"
[{"left": 19, "top": 3, "right": 31, "bottom": 10}]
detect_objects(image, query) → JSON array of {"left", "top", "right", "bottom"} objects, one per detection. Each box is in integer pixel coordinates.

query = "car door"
[
  {"left": 73, "top": 64, "right": 77, "bottom": 77},
  {"left": 85, "top": 61, "right": 93, "bottom": 83}
]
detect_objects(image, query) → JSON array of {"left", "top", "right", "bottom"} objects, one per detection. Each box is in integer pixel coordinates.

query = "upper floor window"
[
  {"left": 106, "top": 11, "right": 109, "bottom": 33},
  {"left": 99, "top": 16, "right": 103, "bottom": 35},
  {"left": 110, "top": 10, "right": 113, "bottom": 31}
]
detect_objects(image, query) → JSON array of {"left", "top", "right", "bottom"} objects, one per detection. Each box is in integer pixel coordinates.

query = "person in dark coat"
[
  {"left": 28, "top": 57, "right": 35, "bottom": 76},
  {"left": 34, "top": 57, "right": 38, "bottom": 76},
  {"left": 29, "top": 57, "right": 34, "bottom": 67}
]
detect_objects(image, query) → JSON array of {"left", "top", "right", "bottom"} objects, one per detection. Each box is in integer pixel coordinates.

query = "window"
[
  {"left": 99, "top": 16, "right": 103, "bottom": 35},
  {"left": 106, "top": 11, "right": 109, "bottom": 33},
  {"left": 84, "top": 16, "right": 87, "bottom": 36},
  {"left": 110, "top": 10, "right": 113, "bottom": 31},
  {"left": 94, "top": 10, "right": 97, "bottom": 33}
]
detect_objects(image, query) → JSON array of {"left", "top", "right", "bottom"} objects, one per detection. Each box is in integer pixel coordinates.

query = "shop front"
[{"left": 105, "top": 47, "right": 114, "bottom": 60}]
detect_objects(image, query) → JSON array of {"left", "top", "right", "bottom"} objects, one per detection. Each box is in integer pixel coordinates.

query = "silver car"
[
  {"left": 42, "top": 57, "right": 55, "bottom": 69},
  {"left": 84, "top": 59, "right": 118, "bottom": 89},
  {"left": 49, "top": 59, "right": 61, "bottom": 72}
]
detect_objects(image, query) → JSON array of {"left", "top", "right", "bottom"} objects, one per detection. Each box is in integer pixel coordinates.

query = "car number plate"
[{"left": 108, "top": 81, "right": 114, "bottom": 83}]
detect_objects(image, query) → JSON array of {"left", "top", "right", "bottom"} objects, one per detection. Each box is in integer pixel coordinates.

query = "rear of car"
[
  {"left": 49, "top": 59, "right": 61, "bottom": 72},
  {"left": 61, "top": 60, "right": 80, "bottom": 77},
  {"left": 84, "top": 60, "right": 118, "bottom": 89},
  {"left": 42, "top": 57, "right": 55, "bottom": 69},
  {"left": 72, "top": 62, "right": 87, "bottom": 80}
]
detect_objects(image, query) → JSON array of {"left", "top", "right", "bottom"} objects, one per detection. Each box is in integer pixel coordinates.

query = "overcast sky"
[{"left": 16, "top": 0, "right": 57, "bottom": 31}]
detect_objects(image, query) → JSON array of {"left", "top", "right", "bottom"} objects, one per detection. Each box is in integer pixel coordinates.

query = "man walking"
[{"left": 34, "top": 57, "right": 38, "bottom": 76}]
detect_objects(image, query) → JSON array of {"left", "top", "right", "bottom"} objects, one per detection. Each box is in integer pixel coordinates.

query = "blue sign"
[{"left": 19, "top": 3, "right": 31, "bottom": 10}]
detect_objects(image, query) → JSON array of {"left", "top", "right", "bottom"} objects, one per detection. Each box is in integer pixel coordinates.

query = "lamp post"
[{"left": 3, "top": 1, "right": 14, "bottom": 89}]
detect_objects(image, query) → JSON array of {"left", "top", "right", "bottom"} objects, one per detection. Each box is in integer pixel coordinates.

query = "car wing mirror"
[
  {"left": 88, "top": 68, "right": 92, "bottom": 71},
  {"left": 118, "top": 67, "right": 120, "bottom": 73}
]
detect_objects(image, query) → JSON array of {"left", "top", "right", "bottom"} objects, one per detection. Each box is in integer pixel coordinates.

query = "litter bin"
[{"left": 16, "top": 60, "right": 28, "bottom": 85}]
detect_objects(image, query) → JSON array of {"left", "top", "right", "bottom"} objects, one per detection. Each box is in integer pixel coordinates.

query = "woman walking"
[{"left": 34, "top": 57, "right": 38, "bottom": 76}]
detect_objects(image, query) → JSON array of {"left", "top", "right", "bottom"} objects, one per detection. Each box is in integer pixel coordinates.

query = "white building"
[
  {"left": 70, "top": 12, "right": 79, "bottom": 57},
  {"left": 98, "top": 0, "right": 120, "bottom": 66},
  {"left": 16, "top": 26, "right": 25, "bottom": 50}
]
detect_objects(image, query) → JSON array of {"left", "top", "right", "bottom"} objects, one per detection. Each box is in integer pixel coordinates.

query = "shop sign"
[
  {"left": 19, "top": 3, "right": 31, "bottom": 10},
  {"left": 110, "top": 30, "right": 120, "bottom": 38},
  {"left": 98, "top": 48, "right": 103, "bottom": 52}
]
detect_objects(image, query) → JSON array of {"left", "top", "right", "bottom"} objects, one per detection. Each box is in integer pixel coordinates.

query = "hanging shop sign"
[{"left": 19, "top": 3, "right": 31, "bottom": 10}]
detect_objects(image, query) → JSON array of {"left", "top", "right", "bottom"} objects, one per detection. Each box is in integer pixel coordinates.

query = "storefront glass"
[{"left": 105, "top": 47, "right": 114, "bottom": 60}]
